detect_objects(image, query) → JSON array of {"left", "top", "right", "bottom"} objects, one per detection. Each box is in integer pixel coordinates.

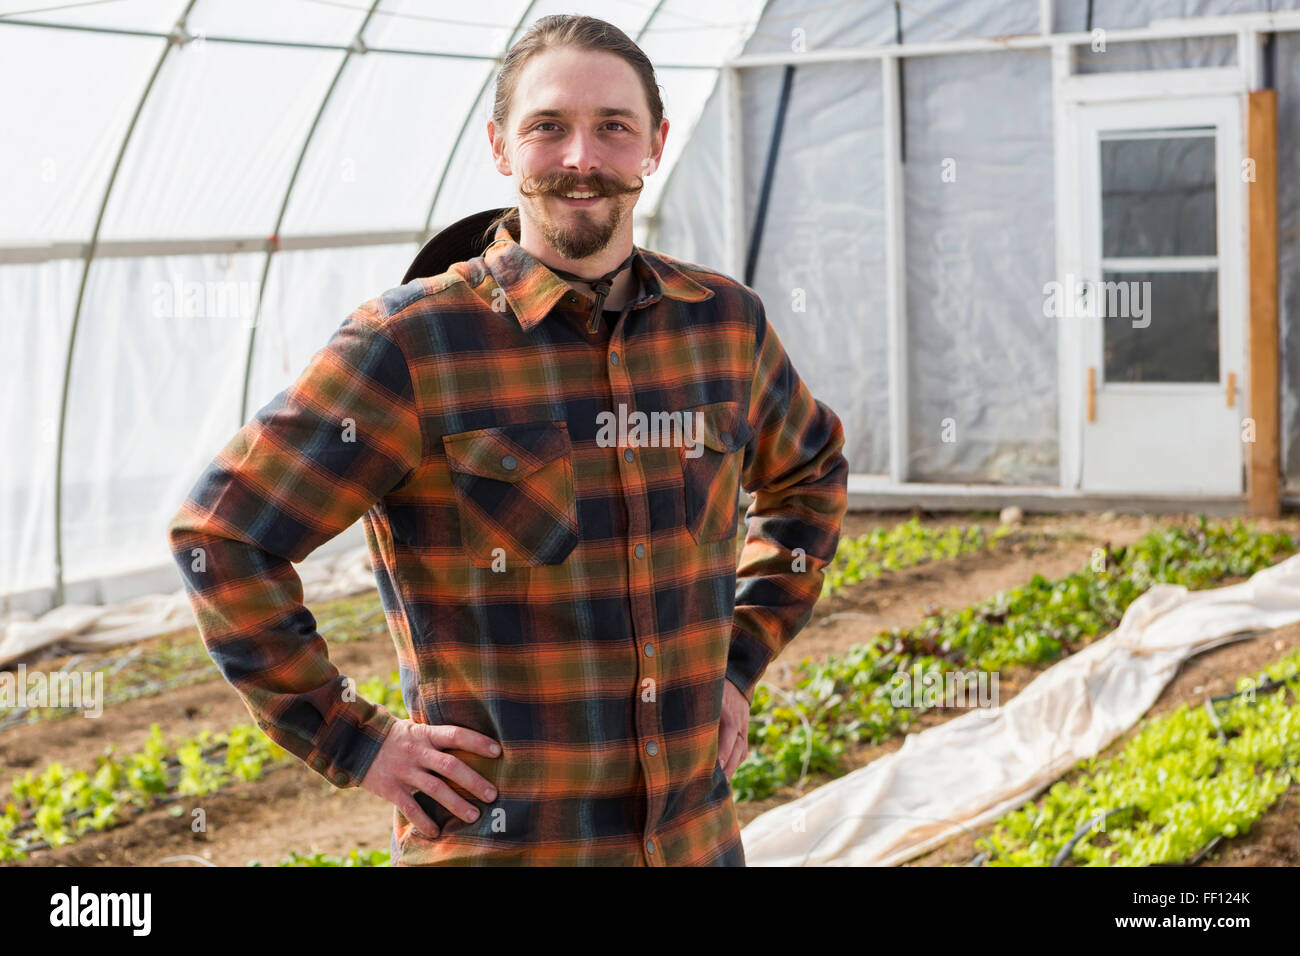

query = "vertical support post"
[
  {"left": 1247, "top": 88, "right": 1280, "bottom": 517},
  {"left": 53, "top": 4, "right": 199, "bottom": 608},
  {"left": 882, "top": 55, "right": 908, "bottom": 484},
  {"left": 1051, "top": 41, "right": 1081, "bottom": 489},
  {"left": 1239, "top": 28, "right": 1263, "bottom": 92},
  {"left": 720, "top": 65, "right": 745, "bottom": 280}
]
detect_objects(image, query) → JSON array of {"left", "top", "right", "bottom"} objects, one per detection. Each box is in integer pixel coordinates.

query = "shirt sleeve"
[
  {"left": 165, "top": 303, "right": 423, "bottom": 788},
  {"left": 727, "top": 296, "right": 849, "bottom": 704}
]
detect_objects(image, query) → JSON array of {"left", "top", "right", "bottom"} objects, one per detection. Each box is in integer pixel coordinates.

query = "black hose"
[{"left": 1050, "top": 807, "right": 1131, "bottom": 867}]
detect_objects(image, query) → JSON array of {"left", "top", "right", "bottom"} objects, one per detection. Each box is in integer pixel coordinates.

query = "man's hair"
[{"left": 483, "top": 14, "right": 665, "bottom": 246}]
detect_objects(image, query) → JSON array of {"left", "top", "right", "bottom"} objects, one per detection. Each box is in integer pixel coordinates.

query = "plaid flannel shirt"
[{"left": 167, "top": 222, "right": 848, "bottom": 866}]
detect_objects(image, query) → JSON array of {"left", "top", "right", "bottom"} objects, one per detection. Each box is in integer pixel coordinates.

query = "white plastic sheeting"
[
  {"left": 248, "top": 244, "right": 424, "bottom": 418},
  {"left": 1055, "top": 0, "right": 1300, "bottom": 32},
  {"left": 0, "top": 542, "right": 378, "bottom": 668},
  {"left": 729, "top": 0, "right": 896, "bottom": 54},
  {"left": 0, "top": 260, "right": 75, "bottom": 598},
  {"left": 747, "top": 62, "right": 888, "bottom": 475},
  {"left": 102, "top": 45, "right": 344, "bottom": 241},
  {"left": 727, "top": 0, "right": 1042, "bottom": 53},
  {"left": 740, "top": 551, "right": 1300, "bottom": 867},
  {"left": 0, "top": 29, "right": 160, "bottom": 242},
  {"left": 899, "top": 0, "right": 1040, "bottom": 42},
  {"left": 901, "top": 51, "right": 1058, "bottom": 483},
  {"left": 279, "top": 55, "right": 490, "bottom": 236},
  {"left": 62, "top": 252, "right": 261, "bottom": 584},
  {"left": 657, "top": 6, "right": 1058, "bottom": 481},
  {"left": 658, "top": 0, "right": 898, "bottom": 476}
]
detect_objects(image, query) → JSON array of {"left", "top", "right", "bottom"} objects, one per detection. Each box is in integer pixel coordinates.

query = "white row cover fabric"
[{"left": 740, "top": 552, "right": 1300, "bottom": 866}]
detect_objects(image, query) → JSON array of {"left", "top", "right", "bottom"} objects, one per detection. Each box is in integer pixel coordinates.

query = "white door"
[{"left": 1074, "top": 96, "right": 1245, "bottom": 494}]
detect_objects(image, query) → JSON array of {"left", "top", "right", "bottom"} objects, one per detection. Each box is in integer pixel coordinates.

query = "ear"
[
  {"left": 488, "top": 120, "right": 512, "bottom": 176},
  {"left": 642, "top": 118, "right": 669, "bottom": 177}
]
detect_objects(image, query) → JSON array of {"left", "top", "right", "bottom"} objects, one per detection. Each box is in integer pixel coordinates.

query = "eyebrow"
[{"left": 520, "top": 107, "right": 640, "bottom": 123}]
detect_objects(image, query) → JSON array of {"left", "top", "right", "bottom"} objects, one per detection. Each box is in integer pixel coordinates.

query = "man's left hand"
[{"left": 717, "top": 678, "right": 751, "bottom": 779}]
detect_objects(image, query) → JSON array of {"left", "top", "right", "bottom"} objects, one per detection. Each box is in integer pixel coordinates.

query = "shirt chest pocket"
[
  {"left": 441, "top": 420, "right": 580, "bottom": 568},
  {"left": 679, "top": 401, "right": 754, "bottom": 545}
]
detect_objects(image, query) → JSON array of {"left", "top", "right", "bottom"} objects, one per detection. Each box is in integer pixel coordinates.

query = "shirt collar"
[{"left": 482, "top": 223, "right": 713, "bottom": 332}]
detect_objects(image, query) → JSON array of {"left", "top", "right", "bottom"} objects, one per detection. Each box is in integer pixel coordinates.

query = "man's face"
[{"left": 490, "top": 46, "right": 668, "bottom": 261}]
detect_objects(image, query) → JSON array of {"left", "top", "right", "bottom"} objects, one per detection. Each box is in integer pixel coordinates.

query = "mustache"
[{"left": 519, "top": 170, "right": 644, "bottom": 200}]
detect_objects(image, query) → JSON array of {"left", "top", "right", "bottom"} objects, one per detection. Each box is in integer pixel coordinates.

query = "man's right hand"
[{"left": 359, "top": 718, "right": 501, "bottom": 839}]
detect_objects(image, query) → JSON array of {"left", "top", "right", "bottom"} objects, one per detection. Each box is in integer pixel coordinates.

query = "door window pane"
[
  {"left": 1101, "top": 133, "right": 1216, "bottom": 257},
  {"left": 1102, "top": 270, "right": 1218, "bottom": 383}
]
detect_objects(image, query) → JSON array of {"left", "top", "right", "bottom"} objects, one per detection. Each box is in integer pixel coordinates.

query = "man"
[{"left": 167, "top": 14, "right": 848, "bottom": 866}]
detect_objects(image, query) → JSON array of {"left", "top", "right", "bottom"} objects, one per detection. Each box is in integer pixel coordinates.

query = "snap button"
[
  {"left": 646, "top": 741, "right": 658, "bottom": 756},
  {"left": 331, "top": 772, "right": 348, "bottom": 786},
  {"left": 623, "top": 448, "right": 634, "bottom": 463},
  {"left": 634, "top": 543, "right": 646, "bottom": 558},
  {"left": 644, "top": 642, "right": 654, "bottom": 657},
  {"left": 610, "top": 351, "right": 620, "bottom": 365},
  {"left": 501, "top": 455, "right": 517, "bottom": 470},
  {"left": 646, "top": 839, "right": 655, "bottom": 855}
]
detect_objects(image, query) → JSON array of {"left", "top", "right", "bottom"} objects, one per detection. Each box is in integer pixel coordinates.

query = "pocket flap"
[
  {"left": 442, "top": 421, "right": 572, "bottom": 481},
  {"left": 686, "top": 401, "right": 754, "bottom": 454}
]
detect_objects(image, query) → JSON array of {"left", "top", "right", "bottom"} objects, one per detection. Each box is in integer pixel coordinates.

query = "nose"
[{"left": 560, "top": 126, "right": 600, "bottom": 176}]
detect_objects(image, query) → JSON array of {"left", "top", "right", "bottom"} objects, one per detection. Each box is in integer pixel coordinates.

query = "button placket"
[{"left": 603, "top": 325, "right": 668, "bottom": 863}]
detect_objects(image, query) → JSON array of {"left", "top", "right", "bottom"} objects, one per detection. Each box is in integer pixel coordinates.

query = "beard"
[
  {"left": 538, "top": 199, "right": 625, "bottom": 259},
  {"left": 519, "top": 167, "right": 642, "bottom": 260}
]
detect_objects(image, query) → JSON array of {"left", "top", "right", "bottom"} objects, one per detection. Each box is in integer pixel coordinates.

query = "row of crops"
[
  {"left": 0, "top": 670, "right": 410, "bottom": 860},
  {"left": 735, "top": 517, "right": 1294, "bottom": 801},
  {"left": 1, "top": 515, "right": 1292, "bottom": 864},
  {"left": 817, "top": 517, "right": 1019, "bottom": 595},
  {"left": 0, "top": 724, "right": 289, "bottom": 860},
  {"left": 973, "top": 646, "right": 1300, "bottom": 866}
]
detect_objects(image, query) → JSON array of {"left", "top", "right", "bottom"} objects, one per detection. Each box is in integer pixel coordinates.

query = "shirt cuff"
[
  {"left": 724, "top": 623, "right": 772, "bottom": 705},
  {"left": 261, "top": 691, "right": 397, "bottom": 790}
]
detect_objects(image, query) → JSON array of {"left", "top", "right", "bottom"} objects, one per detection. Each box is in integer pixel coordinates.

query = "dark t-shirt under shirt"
[{"left": 599, "top": 274, "right": 641, "bottom": 332}]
